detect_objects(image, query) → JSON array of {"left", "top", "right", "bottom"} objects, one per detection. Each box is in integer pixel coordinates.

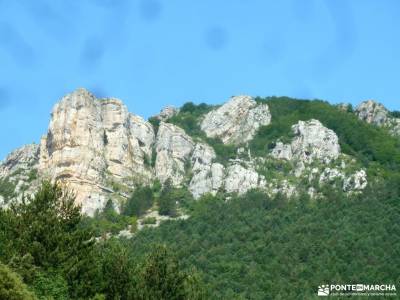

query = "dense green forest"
[
  {"left": 1, "top": 97, "right": 400, "bottom": 299},
  {"left": 2, "top": 180, "right": 398, "bottom": 299},
  {"left": 0, "top": 182, "right": 206, "bottom": 299},
  {"left": 128, "top": 180, "right": 400, "bottom": 299}
]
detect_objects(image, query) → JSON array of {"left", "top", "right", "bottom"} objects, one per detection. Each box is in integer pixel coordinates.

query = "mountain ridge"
[{"left": 1, "top": 88, "right": 399, "bottom": 215}]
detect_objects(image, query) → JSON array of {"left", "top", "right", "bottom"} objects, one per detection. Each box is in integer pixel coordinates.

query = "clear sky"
[{"left": 1, "top": 0, "right": 400, "bottom": 160}]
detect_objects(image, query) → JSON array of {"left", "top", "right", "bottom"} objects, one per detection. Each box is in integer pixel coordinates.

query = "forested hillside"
[
  {"left": 128, "top": 180, "right": 400, "bottom": 299},
  {"left": 130, "top": 97, "right": 400, "bottom": 299}
]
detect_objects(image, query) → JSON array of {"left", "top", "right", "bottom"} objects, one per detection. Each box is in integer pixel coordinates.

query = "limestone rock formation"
[
  {"left": 201, "top": 95, "right": 271, "bottom": 144},
  {"left": 188, "top": 143, "right": 224, "bottom": 198},
  {"left": 0, "top": 144, "right": 40, "bottom": 205},
  {"left": 155, "top": 122, "right": 194, "bottom": 186},
  {"left": 154, "top": 106, "right": 179, "bottom": 121},
  {"left": 224, "top": 163, "right": 266, "bottom": 194},
  {"left": 356, "top": 100, "right": 390, "bottom": 126},
  {"left": 318, "top": 167, "right": 367, "bottom": 192},
  {"left": 0, "top": 89, "right": 374, "bottom": 215},
  {"left": 0, "top": 144, "right": 39, "bottom": 178},
  {"left": 188, "top": 143, "right": 266, "bottom": 198},
  {"left": 271, "top": 119, "right": 340, "bottom": 163},
  {"left": 355, "top": 100, "right": 400, "bottom": 136},
  {"left": 343, "top": 170, "right": 368, "bottom": 191},
  {"left": 39, "top": 88, "right": 155, "bottom": 215}
]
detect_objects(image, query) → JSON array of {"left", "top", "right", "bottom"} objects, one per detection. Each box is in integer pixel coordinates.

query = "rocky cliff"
[
  {"left": 355, "top": 100, "right": 400, "bottom": 136},
  {"left": 35, "top": 88, "right": 155, "bottom": 215},
  {"left": 1, "top": 89, "right": 375, "bottom": 215}
]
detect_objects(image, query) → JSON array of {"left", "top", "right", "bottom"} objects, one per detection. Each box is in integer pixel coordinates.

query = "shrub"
[
  {"left": 389, "top": 110, "right": 400, "bottom": 118},
  {"left": 124, "top": 186, "right": 154, "bottom": 217},
  {"left": 0, "top": 263, "right": 36, "bottom": 300},
  {"left": 158, "top": 180, "right": 177, "bottom": 216},
  {"left": 133, "top": 244, "right": 207, "bottom": 300},
  {"left": 32, "top": 271, "right": 69, "bottom": 300},
  {"left": 142, "top": 217, "right": 157, "bottom": 225},
  {"left": 0, "top": 177, "right": 16, "bottom": 202}
]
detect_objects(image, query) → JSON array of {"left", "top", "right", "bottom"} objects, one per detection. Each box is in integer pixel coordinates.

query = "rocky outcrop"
[
  {"left": 355, "top": 100, "right": 400, "bottom": 136},
  {"left": 1, "top": 89, "right": 374, "bottom": 214},
  {"left": 271, "top": 119, "right": 340, "bottom": 164},
  {"left": 154, "top": 106, "right": 179, "bottom": 121},
  {"left": 356, "top": 100, "right": 390, "bottom": 126},
  {"left": 343, "top": 170, "right": 368, "bottom": 191},
  {"left": 188, "top": 144, "right": 266, "bottom": 198},
  {"left": 201, "top": 96, "right": 271, "bottom": 144},
  {"left": 39, "top": 88, "right": 155, "bottom": 215},
  {"left": 224, "top": 163, "right": 266, "bottom": 194},
  {"left": 188, "top": 143, "right": 224, "bottom": 198},
  {"left": 155, "top": 122, "right": 194, "bottom": 186},
  {"left": 269, "top": 119, "right": 367, "bottom": 194},
  {"left": 0, "top": 144, "right": 39, "bottom": 178},
  {"left": 0, "top": 144, "right": 40, "bottom": 204},
  {"left": 318, "top": 167, "right": 367, "bottom": 192}
]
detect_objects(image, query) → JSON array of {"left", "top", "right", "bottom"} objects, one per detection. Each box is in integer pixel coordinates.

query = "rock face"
[
  {"left": 0, "top": 89, "right": 373, "bottom": 214},
  {"left": 271, "top": 119, "right": 340, "bottom": 163},
  {"left": 201, "top": 96, "right": 271, "bottom": 144},
  {"left": 188, "top": 143, "right": 224, "bottom": 198},
  {"left": 39, "top": 88, "right": 155, "bottom": 215},
  {"left": 155, "top": 122, "right": 194, "bottom": 186},
  {"left": 224, "top": 163, "right": 266, "bottom": 194},
  {"left": 188, "top": 143, "right": 266, "bottom": 198},
  {"left": 0, "top": 144, "right": 39, "bottom": 178},
  {"left": 154, "top": 106, "right": 179, "bottom": 121},
  {"left": 355, "top": 100, "right": 400, "bottom": 136},
  {"left": 355, "top": 100, "right": 390, "bottom": 126},
  {"left": 0, "top": 144, "right": 40, "bottom": 205}
]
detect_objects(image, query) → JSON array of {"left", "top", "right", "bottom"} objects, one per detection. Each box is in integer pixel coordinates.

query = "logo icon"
[{"left": 318, "top": 285, "right": 330, "bottom": 296}]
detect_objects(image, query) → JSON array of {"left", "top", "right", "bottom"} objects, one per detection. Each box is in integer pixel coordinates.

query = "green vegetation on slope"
[
  {"left": 252, "top": 97, "right": 400, "bottom": 173},
  {"left": 0, "top": 177, "right": 16, "bottom": 203},
  {"left": 0, "top": 263, "right": 36, "bottom": 300},
  {"left": 165, "top": 97, "right": 400, "bottom": 172},
  {"left": 0, "top": 182, "right": 205, "bottom": 299},
  {"left": 128, "top": 178, "right": 400, "bottom": 299},
  {"left": 166, "top": 102, "right": 237, "bottom": 164}
]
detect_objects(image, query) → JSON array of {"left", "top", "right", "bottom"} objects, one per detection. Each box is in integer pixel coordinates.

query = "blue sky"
[{"left": 1, "top": 0, "right": 400, "bottom": 159}]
